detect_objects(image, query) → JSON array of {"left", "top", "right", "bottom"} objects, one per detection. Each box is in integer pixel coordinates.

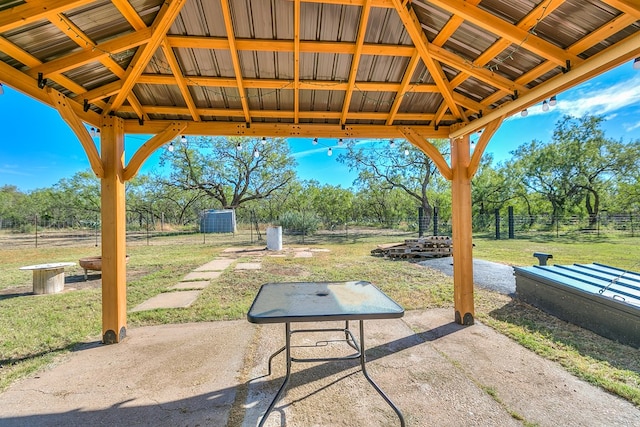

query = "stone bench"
[{"left": 19, "top": 262, "right": 76, "bottom": 294}]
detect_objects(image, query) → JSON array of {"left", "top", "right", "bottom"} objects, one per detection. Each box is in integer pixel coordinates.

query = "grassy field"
[{"left": 0, "top": 232, "right": 638, "bottom": 406}]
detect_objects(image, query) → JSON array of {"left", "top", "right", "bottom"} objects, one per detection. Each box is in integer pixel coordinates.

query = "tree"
[
  {"left": 160, "top": 136, "right": 297, "bottom": 209},
  {"left": 511, "top": 115, "right": 640, "bottom": 226},
  {"left": 337, "top": 139, "right": 449, "bottom": 230}
]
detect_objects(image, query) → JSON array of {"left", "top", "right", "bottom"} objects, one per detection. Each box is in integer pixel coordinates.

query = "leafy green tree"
[
  {"left": 337, "top": 139, "right": 449, "bottom": 230},
  {"left": 160, "top": 136, "right": 297, "bottom": 209}
]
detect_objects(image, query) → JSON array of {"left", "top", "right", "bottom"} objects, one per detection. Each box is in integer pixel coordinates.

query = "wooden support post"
[
  {"left": 450, "top": 135, "right": 474, "bottom": 325},
  {"left": 100, "top": 116, "right": 127, "bottom": 344}
]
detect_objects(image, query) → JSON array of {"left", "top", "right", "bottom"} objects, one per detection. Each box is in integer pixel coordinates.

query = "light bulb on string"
[
  {"left": 181, "top": 135, "right": 187, "bottom": 143},
  {"left": 389, "top": 139, "right": 395, "bottom": 148},
  {"left": 0, "top": 83, "right": 4, "bottom": 95},
  {"left": 312, "top": 137, "right": 318, "bottom": 145},
  {"left": 542, "top": 100, "right": 549, "bottom": 111},
  {"left": 253, "top": 147, "right": 260, "bottom": 158},
  {"left": 404, "top": 149, "right": 410, "bottom": 156},
  {"left": 168, "top": 142, "right": 174, "bottom": 152},
  {"left": 261, "top": 136, "right": 267, "bottom": 144},
  {"left": 90, "top": 127, "right": 96, "bottom": 137},
  {"left": 236, "top": 142, "right": 242, "bottom": 150},
  {"left": 327, "top": 147, "right": 333, "bottom": 156},
  {"left": 633, "top": 57, "right": 640, "bottom": 70},
  {"left": 521, "top": 109, "right": 528, "bottom": 117},
  {"left": 549, "top": 95, "right": 557, "bottom": 106},
  {"left": 338, "top": 138, "right": 343, "bottom": 146}
]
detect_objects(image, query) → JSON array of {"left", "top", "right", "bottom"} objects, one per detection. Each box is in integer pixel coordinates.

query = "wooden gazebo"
[{"left": 1, "top": 0, "right": 638, "bottom": 343}]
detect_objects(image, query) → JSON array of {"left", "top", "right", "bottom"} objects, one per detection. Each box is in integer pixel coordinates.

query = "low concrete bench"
[
  {"left": 533, "top": 252, "right": 553, "bottom": 266},
  {"left": 19, "top": 262, "right": 76, "bottom": 294}
]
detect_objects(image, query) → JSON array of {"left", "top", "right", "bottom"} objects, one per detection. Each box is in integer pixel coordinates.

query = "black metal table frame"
[{"left": 258, "top": 319, "right": 405, "bottom": 427}]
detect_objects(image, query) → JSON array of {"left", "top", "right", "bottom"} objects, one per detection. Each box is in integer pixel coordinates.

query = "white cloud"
[
  {"left": 625, "top": 121, "right": 640, "bottom": 132},
  {"left": 507, "top": 73, "right": 640, "bottom": 122}
]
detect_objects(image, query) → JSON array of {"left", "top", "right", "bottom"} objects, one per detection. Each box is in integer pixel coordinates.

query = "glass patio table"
[{"left": 247, "top": 280, "right": 405, "bottom": 426}]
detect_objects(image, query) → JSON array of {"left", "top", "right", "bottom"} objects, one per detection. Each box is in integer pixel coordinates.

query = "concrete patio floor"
[{"left": 0, "top": 308, "right": 637, "bottom": 427}]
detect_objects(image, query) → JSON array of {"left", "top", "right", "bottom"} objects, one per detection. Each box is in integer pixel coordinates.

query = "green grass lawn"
[{"left": 0, "top": 233, "right": 638, "bottom": 406}]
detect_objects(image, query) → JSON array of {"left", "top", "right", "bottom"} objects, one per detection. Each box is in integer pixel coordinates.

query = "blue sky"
[{"left": 1, "top": 59, "right": 639, "bottom": 192}]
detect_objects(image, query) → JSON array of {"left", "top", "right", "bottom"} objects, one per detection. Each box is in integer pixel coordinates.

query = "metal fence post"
[
  {"left": 508, "top": 206, "right": 514, "bottom": 239},
  {"left": 494, "top": 208, "right": 500, "bottom": 240}
]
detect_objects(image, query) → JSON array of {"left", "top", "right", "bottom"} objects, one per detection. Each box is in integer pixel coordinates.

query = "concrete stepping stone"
[
  {"left": 131, "top": 290, "right": 201, "bottom": 312},
  {"left": 294, "top": 251, "right": 313, "bottom": 258},
  {"left": 235, "top": 262, "right": 262, "bottom": 270},
  {"left": 168, "top": 280, "right": 210, "bottom": 290},
  {"left": 194, "top": 259, "right": 235, "bottom": 271},
  {"left": 182, "top": 271, "right": 221, "bottom": 281}
]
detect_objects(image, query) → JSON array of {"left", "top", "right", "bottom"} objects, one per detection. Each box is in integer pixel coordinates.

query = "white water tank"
[{"left": 266, "top": 226, "right": 282, "bottom": 251}]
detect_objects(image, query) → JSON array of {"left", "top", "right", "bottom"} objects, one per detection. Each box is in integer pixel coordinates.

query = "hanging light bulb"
[
  {"left": 549, "top": 95, "right": 557, "bottom": 106},
  {"left": 90, "top": 127, "right": 96, "bottom": 137},
  {"left": 181, "top": 135, "right": 187, "bottom": 143},
  {"left": 542, "top": 100, "right": 549, "bottom": 111},
  {"left": 404, "top": 148, "right": 410, "bottom": 156},
  {"left": 327, "top": 147, "right": 333, "bottom": 156},
  {"left": 389, "top": 139, "right": 395, "bottom": 148},
  {"left": 338, "top": 138, "right": 344, "bottom": 146},
  {"left": 236, "top": 142, "right": 242, "bottom": 150},
  {"left": 633, "top": 57, "right": 640, "bottom": 70},
  {"left": 0, "top": 83, "right": 4, "bottom": 95},
  {"left": 168, "top": 142, "right": 174, "bottom": 152},
  {"left": 521, "top": 109, "right": 528, "bottom": 117},
  {"left": 312, "top": 137, "right": 318, "bottom": 145},
  {"left": 253, "top": 147, "right": 260, "bottom": 158},
  {"left": 261, "top": 136, "right": 267, "bottom": 144}
]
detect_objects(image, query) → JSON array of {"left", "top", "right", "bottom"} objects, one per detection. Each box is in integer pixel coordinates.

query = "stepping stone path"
[{"left": 131, "top": 246, "right": 329, "bottom": 312}]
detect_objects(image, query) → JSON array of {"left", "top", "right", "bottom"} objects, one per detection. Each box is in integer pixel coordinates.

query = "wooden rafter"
[
  {"left": 160, "top": 40, "right": 200, "bottom": 122},
  {"left": 219, "top": 0, "right": 251, "bottom": 124},
  {"left": 391, "top": 0, "right": 462, "bottom": 122},
  {"left": 294, "top": 0, "right": 301, "bottom": 124},
  {"left": 386, "top": 52, "right": 421, "bottom": 125},
  {"left": 112, "top": 0, "right": 148, "bottom": 30},
  {"left": 107, "top": 0, "right": 187, "bottom": 112},
  {"left": 341, "top": 0, "right": 372, "bottom": 125},
  {"left": 601, "top": 0, "right": 640, "bottom": 19},
  {"left": 427, "top": 0, "right": 581, "bottom": 67},
  {"left": 0, "top": 0, "right": 93, "bottom": 33},
  {"left": 400, "top": 127, "right": 452, "bottom": 181}
]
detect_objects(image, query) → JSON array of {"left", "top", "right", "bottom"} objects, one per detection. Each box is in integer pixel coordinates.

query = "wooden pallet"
[{"left": 371, "top": 236, "right": 452, "bottom": 259}]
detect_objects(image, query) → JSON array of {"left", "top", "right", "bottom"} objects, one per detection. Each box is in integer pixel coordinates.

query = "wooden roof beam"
[
  {"left": 602, "top": 0, "right": 640, "bottom": 19},
  {"left": 400, "top": 127, "right": 452, "bottom": 181},
  {"left": 107, "top": 0, "right": 187, "bottom": 112},
  {"left": 0, "top": 0, "right": 93, "bottom": 33},
  {"left": 219, "top": 0, "right": 251, "bottom": 124},
  {"left": 467, "top": 116, "right": 504, "bottom": 179},
  {"left": 386, "top": 51, "right": 421, "bottom": 125},
  {"left": 392, "top": 0, "right": 461, "bottom": 121},
  {"left": 112, "top": 0, "right": 148, "bottom": 30},
  {"left": 123, "top": 121, "right": 451, "bottom": 139},
  {"left": 124, "top": 122, "right": 187, "bottom": 180},
  {"left": 450, "top": 32, "right": 640, "bottom": 138},
  {"left": 294, "top": 0, "right": 301, "bottom": 124},
  {"left": 427, "top": 0, "right": 581, "bottom": 67},
  {"left": 160, "top": 40, "right": 200, "bottom": 122},
  {"left": 341, "top": 0, "right": 373, "bottom": 125}
]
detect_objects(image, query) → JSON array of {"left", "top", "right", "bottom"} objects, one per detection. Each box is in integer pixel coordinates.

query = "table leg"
[
  {"left": 259, "top": 322, "right": 292, "bottom": 427},
  {"left": 359, "top": 320, "right": 406, "bottom": 427}
]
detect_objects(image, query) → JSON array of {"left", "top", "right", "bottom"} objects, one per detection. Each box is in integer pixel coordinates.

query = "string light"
[
  {"left": 521, "top": 109, "right": 528, "bottom": 117},
  {"left": 389, "top": 139, "right": 395, "bottom": 148},
  {"left": 404, "top": 148, "right": 410, "bottom": 156},
  {"left": 542, "top": 100, "right": 549, "bottom": 111},
  {"left": 236, "top": 142, "right": 242, "bottom": 150},
  {"left": 253, "top": 147, "right": 260, "bottom": 158},
  {"left": 634, "top": 57, "right": 640, "bottom": 70},
  {"left": 0, "top": 83, "right": 4, "bottom": 95},
  {"left": 327, "top": 147, "right": 333, "bottom": 156},
  {"left": 338, "top": 138, "right": 344, "bottom": 146},
  {"left": 261, "top": 136, "right": 267, "bottom": 144},
  {"left": 181, "top": 135, "right": 187, "bottom": 143},
  {"left": 168, "top": 142, "right": 174, "bottom": 152},
  {"left": 549, "top": 95, "right": 557, "bottom": 106},
  {"left": 312, "top": 137, "right": 318, "bottom": 145},
  {"left": 90, "top": 127, "right": 97, "bottom": 137}
]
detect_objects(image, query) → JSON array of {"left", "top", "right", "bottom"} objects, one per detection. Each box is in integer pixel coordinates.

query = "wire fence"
[{"left": 1, "top": 210, "right": 638, "bottom": 249}]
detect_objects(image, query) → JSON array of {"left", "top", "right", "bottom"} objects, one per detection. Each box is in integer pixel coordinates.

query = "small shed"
[{"left": 200, "top": 209, "right": 236, "bottom": 233}]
